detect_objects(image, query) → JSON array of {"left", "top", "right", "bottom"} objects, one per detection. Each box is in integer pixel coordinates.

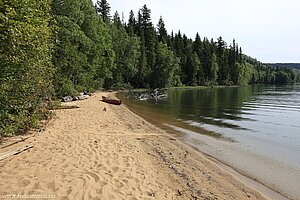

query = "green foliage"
[
  {"left": 52, "top": 0, "right": 115, "bottom": 94},
  {"left": 56, "top": 78, "right": 79, "bottom": 98},
  {"left": 107, "top": 12, "right": 140, "bottom": 88},
  {"left": 153, "top": 43, "right": 181, "bottom": 88},
  {"left": 237, "top": 62, "right": 254, "bottom": 85},
  {"left": 210, "top": 53, "right": 219, "bottom": 84},
  {"left": 0, "top": 0, "right": 54, "bottom": 136},
  {"left": 243, "top": 55, "right": 297, "bottom": 84}
]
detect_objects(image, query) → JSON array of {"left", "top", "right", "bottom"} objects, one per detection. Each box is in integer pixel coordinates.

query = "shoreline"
[
  {"left": 186, "top": 142, "right": 289, "bottom": 200},
  {"left": 119, "top": 94, "right": 290, "bottom": 200},
  {"left": 0, "top": 92, "right": 279, "bottom": 199}
]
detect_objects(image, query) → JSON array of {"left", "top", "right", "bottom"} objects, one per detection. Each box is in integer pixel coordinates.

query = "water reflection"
[
  {"left": 120, "top": 85, "right": 300, "bottom": 199},
  {"left": 124, "top": 85, "right": 300, "bottom": 135}
]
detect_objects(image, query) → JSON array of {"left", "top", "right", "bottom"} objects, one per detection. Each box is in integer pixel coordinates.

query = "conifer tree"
[
  {"left": 193, "top": 33, "right": 203, "bottom": 58},
  {"left": 140, "top": 4, "right": 157, "bottom": 84},
  {"left": 193, "top": 33, "right": 204, "bottom": 84},
  {"left": 174, "top": 30, "right": 184, "bottom": 57},
  {"left": 216, "top": 36, "right": 230, "bottom": 84},
  {"left": 169, "top": 31, "right": 175, "bottom": 50},
  {"left": 96, "top": 0, "right": 111, "bottom": 23},
  {"left": 127, "top": 10, "right": 136, "bottom": 36},
  {"left": 202, "top": 38, "right": 213, "bottom": 83},
  {"left": 157, "top": 16, "right": 168, "bottom": 44}
]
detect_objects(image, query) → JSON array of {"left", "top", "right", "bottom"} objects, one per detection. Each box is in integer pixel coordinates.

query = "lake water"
[{"left": 120, "top": 85, "right": 300, "bottom": 199}]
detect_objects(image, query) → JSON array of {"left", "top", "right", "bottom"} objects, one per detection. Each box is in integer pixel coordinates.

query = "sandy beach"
[{"left": 0, "top": 92, "right": 268, "bottom": 200}]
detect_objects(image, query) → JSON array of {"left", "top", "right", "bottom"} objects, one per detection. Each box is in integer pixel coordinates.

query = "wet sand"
[{"left": 0, "top": 92, "right": 268, "bottom": 200}]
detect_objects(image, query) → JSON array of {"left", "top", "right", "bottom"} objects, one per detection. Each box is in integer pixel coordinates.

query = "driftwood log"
[
  {"left": 0, "top": 144, "right": 34, "bottom": 161},
  {"left": 0, "top": 136, "right": 33, "bottom": 149}
]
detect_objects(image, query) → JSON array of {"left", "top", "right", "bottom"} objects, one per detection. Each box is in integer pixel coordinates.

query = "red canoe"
[{"left": 102, "top": 96, "right": 122, "bottom": 105}]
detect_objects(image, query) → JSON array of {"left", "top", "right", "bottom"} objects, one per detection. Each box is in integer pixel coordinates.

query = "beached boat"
[{"left": 102, "top": 96, "right": 122, "bottom": 105}]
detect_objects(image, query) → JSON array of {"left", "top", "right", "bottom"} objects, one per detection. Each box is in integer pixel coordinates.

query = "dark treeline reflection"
[{"left": 125, "top": 85, "right": 300, "bottom": 131}]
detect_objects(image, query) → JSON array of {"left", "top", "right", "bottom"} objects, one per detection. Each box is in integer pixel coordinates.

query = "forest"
[
  {"left": 0, "top": 0, "right": 299, "bottom": 136},
  {"left": 266, "top": 63, "right": 300, "bottom": 71}
]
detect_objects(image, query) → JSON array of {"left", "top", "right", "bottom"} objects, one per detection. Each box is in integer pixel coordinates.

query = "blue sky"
[{"left": 93, "top": 0, "right": 300, "bottom": 63}]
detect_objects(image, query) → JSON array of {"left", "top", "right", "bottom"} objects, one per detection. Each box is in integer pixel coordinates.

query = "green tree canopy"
[{"left": 0, "top": 0, "right": 54, "bottom": 135}]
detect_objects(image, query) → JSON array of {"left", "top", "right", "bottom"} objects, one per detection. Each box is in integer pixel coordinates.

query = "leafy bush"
[{"left": 0, "top": 0, "right": 54, "bottom": 136}]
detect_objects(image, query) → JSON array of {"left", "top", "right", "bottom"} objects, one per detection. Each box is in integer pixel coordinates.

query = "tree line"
[{"left": 0, "top": 0, "right": 299, "bottom": 136}]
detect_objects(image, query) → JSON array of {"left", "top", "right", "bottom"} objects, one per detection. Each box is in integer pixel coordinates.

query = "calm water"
[{"left": 121, "top": 85, "right": 300, "bottom": 199}]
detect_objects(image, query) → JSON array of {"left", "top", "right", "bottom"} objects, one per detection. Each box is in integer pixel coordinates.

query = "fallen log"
[
  {"left": 0, "top": 144, "right": 34, "bottom": 161},
  {"left": 1, "top": 136, "right": 33, "bottom": 149}
]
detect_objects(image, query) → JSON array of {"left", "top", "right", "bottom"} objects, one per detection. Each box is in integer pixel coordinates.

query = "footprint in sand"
[
  {"left": 47, "top": 181, "right": 60, "bottom": 192},
  {"left": 96, "top": 164, "right": 102, "bottom": 169},
  {"left": 86, "top": 171, "right": 100, "bottom": 183},
  {"left": 98, "top": 181, "right": 107, "bottom": 187},
  {"left": 19, "top": 179, "right": 30, "bottom": 187},
  {"left": 112, "top": 166, "right": 119, "bottom": 173},
  {"left": 67, "top": 187, "right": 72, "bottom": 195},
  {"left": 33, "top": 182, "right": 41, "bottom": 190},
  {"left": 113, "top": 179, "right": 124, "bottom": 189}
]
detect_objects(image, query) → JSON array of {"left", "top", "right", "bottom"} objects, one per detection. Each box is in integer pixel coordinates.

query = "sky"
[{"left": 94, "top": 0, "right": 300, "bottom": 63}]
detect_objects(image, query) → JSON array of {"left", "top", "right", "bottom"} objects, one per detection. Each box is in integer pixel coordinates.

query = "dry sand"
[{"left": 0, "top": 92, "right": 268, "bottom": 200}]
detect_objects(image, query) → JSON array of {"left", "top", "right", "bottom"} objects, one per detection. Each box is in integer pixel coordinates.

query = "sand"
[{"left": 0, "top": 92, "right": 268, "bottom": 200}]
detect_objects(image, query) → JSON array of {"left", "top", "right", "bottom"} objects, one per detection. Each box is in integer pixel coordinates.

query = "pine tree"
[
  {"left": 133, "top": 10, "right": 148, "bottom": 87},
  {"left": 216, "top": 36, "right": 230, "bottom": 84},
  {"left": 181, "top": 34, "right": 190, "bottom": 84},
  {"left": 127, "top": 10, "right": 136, "bottom": 36},
  {"left": 193, "top": 33, "right": 204, "bottom": 84},
  {"left": 193, "top": 33, "right": 203, "bottom": 57},
  {"left": 96, "top": 0, "right": 111, "bottom": 23},
  {"left": 239, "top": 47, "right": 243, "bottom": 62},
  {"left": 169, "top": 31, "right": 175, "bottom": 50},
  {"left": 157, "top": 16, "right": 168, "bottom": 44},
  {"left": 174, "top": 30, "right": 184, "bottom": 57},
  {"left": 229, "top": 39, "right": 238, "bottom": 84},
  {"left": 141, "top": 4, "right": 152, "bottom": 30},
  {"left": 202, "top": 37, "right": 213, "bottom": 83},
  {"left": 136, "top": 11, "right": 143, "bottom": 37},
  {"left": 140, "top": 4, "right": 157, "bottom": 85}
]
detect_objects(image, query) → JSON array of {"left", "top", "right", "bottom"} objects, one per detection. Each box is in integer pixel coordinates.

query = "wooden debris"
[
  {"left": 60, "top": 105, "right": 79, "bottom": 109},
  {"left": 1, "top": 136, "right": 33, "bottom": 149},
  {"left": 49, "top": 100, "right": 80, "bottom": 110},
  {"left": 0, "top": 144, "right": 34, "bottom": 161}
]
